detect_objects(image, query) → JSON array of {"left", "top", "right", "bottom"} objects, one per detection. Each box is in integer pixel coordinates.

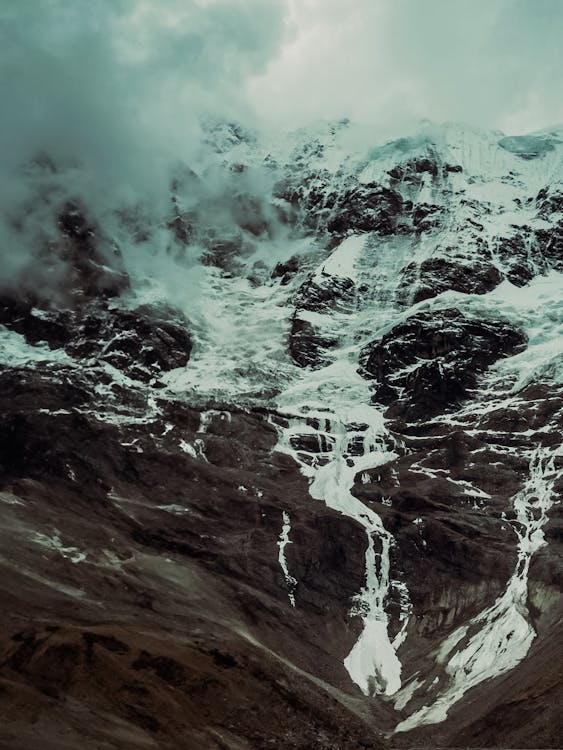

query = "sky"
[{"left": 248, "top": 0, "right": 563, "bottom": 135}]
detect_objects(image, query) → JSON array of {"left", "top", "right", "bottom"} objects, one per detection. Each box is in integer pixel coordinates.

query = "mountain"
[{"left": 0, "top": 121, "right": 561, "bottom": 750}]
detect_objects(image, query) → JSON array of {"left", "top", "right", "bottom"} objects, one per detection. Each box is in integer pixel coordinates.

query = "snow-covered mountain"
[{"left": 0, "top": 121, "right": 561, "bottom": 750}]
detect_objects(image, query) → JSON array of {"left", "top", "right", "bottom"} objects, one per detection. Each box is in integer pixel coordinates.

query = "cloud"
[
  {"left": 1, "top": 0, "right": 561, "bottom": 302},
  {"left": 0, "top": 0, "right": 288, "bottom": 294},
  {"left": 247, "top": 0, "right": 563, "bottom": 135},
  {"left": 0, "top": 0, "right": 287, "bottom": 199}
]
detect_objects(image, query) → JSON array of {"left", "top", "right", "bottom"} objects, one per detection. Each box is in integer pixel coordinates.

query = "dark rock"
[
  {"left": 399, "top": 256, "right": 502, "bottom": 304},
  {"left": 0, "top": 201, "right": 130, "bottom": 305},
  {"left": 327, "top": 184, "right": 403, "bottom": 235},
  {"left": 272, "top": 256, "right": 300, "bottom": 285},
  {"left": 0, "top": 297, "right": 72, "bottom": 348},
  {"left": 132, "top": 651, "right": 189, "bottom": 687},
  {"left": 285, "top": 513, "right": 367, "bottom": 612},
  {"left": 0, "top": 400, "right": 133, "bottom": 489},
  {"left": 273, "top": 169, "right": 352, "bottom": 235},
  {"left": 0, "top": 300, "right": 192, "bottom": 382},
  {"left": 201, "top": 235, "right": 245, "bottom": 274},
  {"left": 536, "top": 187, "right": 563, "bottom": 216},
  {"left": 0, "top": 366, "right": 92, "bottom": 414},
  {"left": 210, "top": 649, "right": 237, "bottom": 669},
  {"left": 167, "top": 213, "right": 193, "bottom": 245},
  {"left": 494, "top": 232, "right": 543, "bottom": 286},
  {"left": 55, "top": 202, "right": 130, "bottom": 301},
  {"left": 289, "top": 433, "right": 334, "bottom": 453},
  {"left": 295, "top": 273, "right": 355, "bottom": 313},
  {"left": 289, "top": 315, "right": 338, "bottom": 369},
  {"left": 83, "top": 633, "right": 130, "bottom": 658},
  {"left": 535, "top": 221, "right": 563, "bottom": 271},
  {"left": 231, "top": 193, "right": 270, "bottom": 237},
  {"left": 412, "top": 203, "right": 445, "bottom": 232},
  {"left": 412, "top": 158, "right": 439, "bottom": 176},
  {"left": 388, "top": 158, "right": 439, "bottom": 181},
  {"left": 359, "top": 308, "right": 527, "bottom": 419}
]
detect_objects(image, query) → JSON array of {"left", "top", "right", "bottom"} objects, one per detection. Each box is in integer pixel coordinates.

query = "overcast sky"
[{"left": 249, "top": 0, "right": 563, "bottom": 135}]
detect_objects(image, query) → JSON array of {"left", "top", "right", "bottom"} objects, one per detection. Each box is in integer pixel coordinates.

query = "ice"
[
  {"left": 0, "top": 491, "right": 25, "bottom": 506},
  {"left": 395, "top": 446, "right": 562, "bottom": 733},
  {"left": 345, "top": 619, "right": 402, "bottom": 696},
  {"left": 498, "top": 134, "right": 558, "bottom": 159},
  {"left": 0, "top": 327, "right": 73, "bottom": 367},
  {"left": 394, "top": 677, "right": 424, "bottom": 712},
  {"left": 270, "top": 230, "right": 415, "bottom": 696},
  {"left": 275, "top": 405, "right": 405, "bottom": 695},
  {"left": 179, "top": 439, "right": 198, "bottom": 458},
  {"left": 277, "top": 511, "right": 297, "bottom": 607},
  {"left": 31, "top": 530, "right": 88, "bottom": 564},
  {"left": 157, "top": 504, "right": 190, "bottom": 516},
  {"left": 319, "top": 234, "right": 366, "bottom": 281}
]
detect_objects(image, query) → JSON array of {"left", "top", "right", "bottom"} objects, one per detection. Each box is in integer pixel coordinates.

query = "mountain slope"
[{"left": 0, "top": 121, "right": 561, "bottom": 749}]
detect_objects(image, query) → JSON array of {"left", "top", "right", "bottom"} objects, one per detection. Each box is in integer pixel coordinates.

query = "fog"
[
  {"left": 0, "top": 0, "right": 288, "bottom": 296},
  {"left": 1, "top": 0, "right": 560, "bottom": 299}
]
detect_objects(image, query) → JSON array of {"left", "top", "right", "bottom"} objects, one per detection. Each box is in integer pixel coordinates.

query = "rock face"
[
  {"left": 289, "top": 314, "right": 338, "bottom": 369},
  {"left": 56, "top": 202, "right": 131, "bottom": 300},
  {"left": 359, "top": 309, "right": 527, "bottom": 419},
  {"left": 1, "top": 201, "right": 131, "bottom": 304},
  {"left": 326, "top": 184, "right": 403, "bottom": 236},
  {"left": 399, "top": 257, "right": 502, "bottom": 303},
  {"left": 1, "top": 122, "right": 562, "bottom": 750},
  {"left": 288, "top": 271, "right": 357, "bottom": 368},
  {"left": 0, "top": 299, "right": 192, "bottom": 382},
  {"left": 0, "top": 362, "right": 378, "bottom": 750}
]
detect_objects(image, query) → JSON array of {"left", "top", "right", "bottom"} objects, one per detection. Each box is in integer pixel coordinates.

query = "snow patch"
[{"left": 277, "top": 510, "right": 297, "bottom": 607}]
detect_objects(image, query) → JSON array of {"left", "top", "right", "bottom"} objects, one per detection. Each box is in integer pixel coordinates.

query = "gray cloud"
[
  {"left": 0, "top": 0, "right": 288, "bottom": 293},
  {"left": 1, "top": 0, "right": 287, "bottom": 199}
]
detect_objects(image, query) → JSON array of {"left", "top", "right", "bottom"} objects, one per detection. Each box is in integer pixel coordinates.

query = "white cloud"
[
  {"left": 248, "top": 0, "right": 563, "bottom": 135},
  {"left": 0, "top": 0, "right": 289, "bottom": 291},
  {"left": 0, "top": 0, "right": 288, "bottom": 195}
]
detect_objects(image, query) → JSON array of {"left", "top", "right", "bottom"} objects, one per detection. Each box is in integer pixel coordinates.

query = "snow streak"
[
  {"left": 277, "top": 511, "right": 297, "bottom": 607},
  {"left": 396, "top": 445, "right": 562, "bottom": 732}
]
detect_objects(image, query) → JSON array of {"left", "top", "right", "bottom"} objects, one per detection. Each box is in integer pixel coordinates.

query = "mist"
[
  {"left": 0, "top": 0, "right": 288, "bottom": 298},
  {"left": 1, "top": 0, "right": 561, "bottom": 304}
]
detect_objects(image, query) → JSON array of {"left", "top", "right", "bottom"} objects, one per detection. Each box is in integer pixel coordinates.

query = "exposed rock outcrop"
[
  {"left": 0, "top": 299, "right": 192, "bottom": 382},
  {"left": 359, "top": 309, "right": 527, "bottom": 419},
  {"left": 399, "top": 257, "right": 502, "bottom": 303}
]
